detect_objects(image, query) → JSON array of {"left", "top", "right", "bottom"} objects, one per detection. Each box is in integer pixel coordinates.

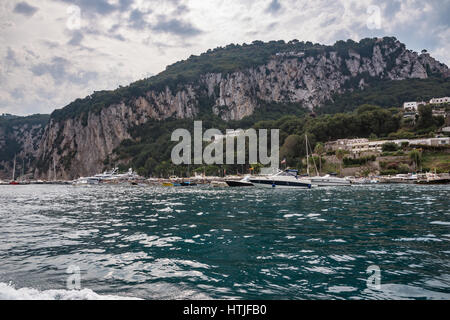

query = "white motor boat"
[
  {"left": 310, "top": 174, "right": 351, "bottom": 186},
  {"left": 72, "top": 177, "right": 100, "bottom": 185},
  {"left": 250, "top": 170, "right": 312, "bottom": 189}
]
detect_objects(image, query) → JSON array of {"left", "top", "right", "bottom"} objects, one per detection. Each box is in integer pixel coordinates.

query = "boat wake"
[{"left": 0, "top": 282, "right": 140, "bottom": 300}]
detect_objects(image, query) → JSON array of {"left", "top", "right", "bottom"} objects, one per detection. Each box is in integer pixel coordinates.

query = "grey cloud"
[
  {"left": 57, "top": 0, "right": 136, "bottom": 16},
  {"left": 129, "top": 9, "right": 151, "bottom": 30},
  {"left": 30, "top": 57, "right": 97, "bottom": 86},
  {"left": 11, "top": 88, "right": 25, "bottom": 100},
  {"left": 13, "top": 2, "right": 39, "bottom": 16},
  {"left": 68, "top": 31, "right": 84, "bottom": 46},
  {"left": 42, "top": 40, "right": 60, "bottom": 49},
  {"left": 59, "top": 0, "right": 116, "bottom": 16},
  {"left": 6, "top": 47, "right": 20, "bottom": 67},
  {"left": 152, "top": 16, "right": 203, "bottom": 37},
  {"left": 31, "top": 57, "right": 70, "bottom": 81},
  {"left": 383, "top": 0, "right": 401, "bottom": 19},
  {"left": 266, "top": 22, "right": 278, "bottom": 31},
  {"left": 265, "top": 0, "right": 282, "bottom": 15},
  {"left": 118, "top": 0, "right": 135, "bottom": 11},
  {"left": 174, "top": 4, "right": 189, "bottom": 15}
]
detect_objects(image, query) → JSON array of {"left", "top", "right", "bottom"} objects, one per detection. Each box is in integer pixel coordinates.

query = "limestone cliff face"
[
  {"left": 0, "top": 120, "right": 46, "bottom": 180},
  {"left": 35, "top": 38, "right": 449, "bottom": 179},
  {"left": 207, "top": 41, "right": 447, "bottom": 120}
]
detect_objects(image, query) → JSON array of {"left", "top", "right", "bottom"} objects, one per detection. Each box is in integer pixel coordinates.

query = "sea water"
[{"left": 0, "top": 184, "right": 449, "bottom": 300}]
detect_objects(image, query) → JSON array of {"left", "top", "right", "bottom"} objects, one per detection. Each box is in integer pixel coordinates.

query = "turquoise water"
[{"left": 0, "top": 184, "right": 449, "bottom": 300}]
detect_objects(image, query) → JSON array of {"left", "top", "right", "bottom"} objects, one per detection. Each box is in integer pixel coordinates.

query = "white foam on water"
[{"left": 0, "top": 282, "right": 140, "bottom": 300}]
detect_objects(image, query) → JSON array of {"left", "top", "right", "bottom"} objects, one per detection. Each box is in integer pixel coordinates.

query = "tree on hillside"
[
  {"left": 280, "top": 134, "right": 303, "bottom": 166},
  {"left": 382, "top": 142, "right": 399, "bottom": 152},
  {"left": 416, "top": 105, "right": 435, "bottom": 130},
  {"left": 409, "top": 149, "right": 422, "bottom": 172}
]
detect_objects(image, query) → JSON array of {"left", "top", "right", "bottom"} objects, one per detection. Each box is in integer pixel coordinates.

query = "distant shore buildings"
[
  {"left": 403, "top": 97, "right": 450, "bottom": 119},
  {"left": 326, "top": 137, "right": 450, "bottom": 154}
]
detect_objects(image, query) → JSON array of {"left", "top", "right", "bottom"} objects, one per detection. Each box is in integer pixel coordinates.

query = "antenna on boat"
[
  {"left": 306, "top": 134, "right": 310, "bottom": 176},
  {"left": 305, "top": 133, "right": 319, "bottom": 177},
  {"left": 53, "top": 157, "right": 56, "bottom": 181}
]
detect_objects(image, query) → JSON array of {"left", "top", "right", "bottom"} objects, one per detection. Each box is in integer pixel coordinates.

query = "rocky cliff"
[
  {"left": 34, "top": 37, "right": 449, "bottom": 179},
  {"left": 0, "top": 114, "right": 48, "bottom": 180}
]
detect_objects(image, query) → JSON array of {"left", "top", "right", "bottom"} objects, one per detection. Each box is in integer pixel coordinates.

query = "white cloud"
[{"left": 0, "top": 0, "right": 448, "bottom": 116}]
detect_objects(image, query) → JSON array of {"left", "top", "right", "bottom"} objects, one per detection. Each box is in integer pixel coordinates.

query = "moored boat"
[
  {"left": 225, "top": 176, "right": 253, "bottom": 187},
  {"left": 415, "top": 173, "right": 450, "bottom": 185},
  {"left": 250, "top": 169, "right": 312, "bottom": 189},
  {"left": 310, "top": 174, "right": 351, "bottom": 186}
]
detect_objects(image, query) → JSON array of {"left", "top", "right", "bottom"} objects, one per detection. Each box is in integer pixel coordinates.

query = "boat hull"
[
  {"left": 225, "top": 180, "right": 254, "bottom": 187},
  {"left": 416, "top": 179, "right": 450, "bottom": 185},
  {"left": 250, "top": 179, "right": 312, "bottom": 189},
  {"left": 310, "top": 180, "right": 351, "bottom": 186}
]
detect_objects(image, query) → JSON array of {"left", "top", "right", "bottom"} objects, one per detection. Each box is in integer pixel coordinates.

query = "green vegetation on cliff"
[{"left": 317, "top": 77, "right": 450, "bottom": 114}]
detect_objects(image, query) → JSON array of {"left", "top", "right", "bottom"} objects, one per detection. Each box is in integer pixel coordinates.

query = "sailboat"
[
  {"left": 305, "top": 134, "right": 351, "bottom": 187},
  {"left": 9, "top": 154, "right": 19, "bottom": 185}
]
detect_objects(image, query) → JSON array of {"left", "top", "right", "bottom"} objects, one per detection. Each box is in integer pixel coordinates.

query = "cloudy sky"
[{"left": 1, "top": 0, "right": 449, "bottom": 116}]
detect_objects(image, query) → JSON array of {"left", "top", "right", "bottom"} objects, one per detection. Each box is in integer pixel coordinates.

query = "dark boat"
[
  {"left": 225, "top": 176, "right": 253, "bottom": 187},
  {"left": 175, "top": 181, "right": 197, "bottom": 187},
  {"left": 416, "top": 178, "right": 450, "bottom": 185}
]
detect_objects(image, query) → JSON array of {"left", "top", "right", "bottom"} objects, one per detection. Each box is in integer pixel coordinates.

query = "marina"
[{"left": 1, "top": 170, "right": 450, "bottom": 187}]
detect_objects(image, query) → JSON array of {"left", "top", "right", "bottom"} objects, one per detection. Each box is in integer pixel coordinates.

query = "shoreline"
[{"left": 1, "top": 173, "right": 450, "bottom": 186}]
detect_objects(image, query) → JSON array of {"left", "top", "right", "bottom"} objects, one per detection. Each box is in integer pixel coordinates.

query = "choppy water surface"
[{"left": 0, "top": 184, "right": 449, "bottom": 300}]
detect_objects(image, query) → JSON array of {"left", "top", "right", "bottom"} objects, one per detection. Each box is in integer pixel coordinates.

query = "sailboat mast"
[
  {"left": 306, "top": 134, "right": 310, "bottom": 176},
  {"left": 12, "top": 154, "right": 16, "bottom": 181},
  {"left": 53, "top": 158, "right": 56, "bottom": 181}
]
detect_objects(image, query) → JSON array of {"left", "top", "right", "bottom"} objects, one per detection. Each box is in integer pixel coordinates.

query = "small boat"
[
  {"left": 310, "top": 174, "right": 351, "bottom": 186},
  {"left": 384, "top": 174, "right": 418, "bottom": 184},
  {"left": 416, "top": 172, "right": 450, "bottom": 185},
  {"left": 9, "top": 181, "right": 20, "bottom": 185},
  {"left": 250, "top": 169, "right": 312, "bottom": 189},
  {"left": 351, "top": 177, "right": 379, "bottom": 185},
  {"left": 162, "top": 181, "right": 197, "bottom": 187},
  {"left": 211, "top": 181, "right": 228, "bottom": 187},
  {"left": 225, "top": 176, "right": 253, "bottom": 187},
  {"left": 72, "top": 177, "right": 100, "bottom": 185},
  {"left": 180, "top": 181, "right": 197, "bottom": 186}
]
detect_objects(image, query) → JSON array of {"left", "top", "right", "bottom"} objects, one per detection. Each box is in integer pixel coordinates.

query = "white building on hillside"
[
  {"left": 403, "top": 102, "right": 419, "bottom": 111},
  {"left": 430, "top": 97, "right": 450, "bottom": 104},
  {"left": 326, "top": 137, "right": 450, "bottom": 153}
]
